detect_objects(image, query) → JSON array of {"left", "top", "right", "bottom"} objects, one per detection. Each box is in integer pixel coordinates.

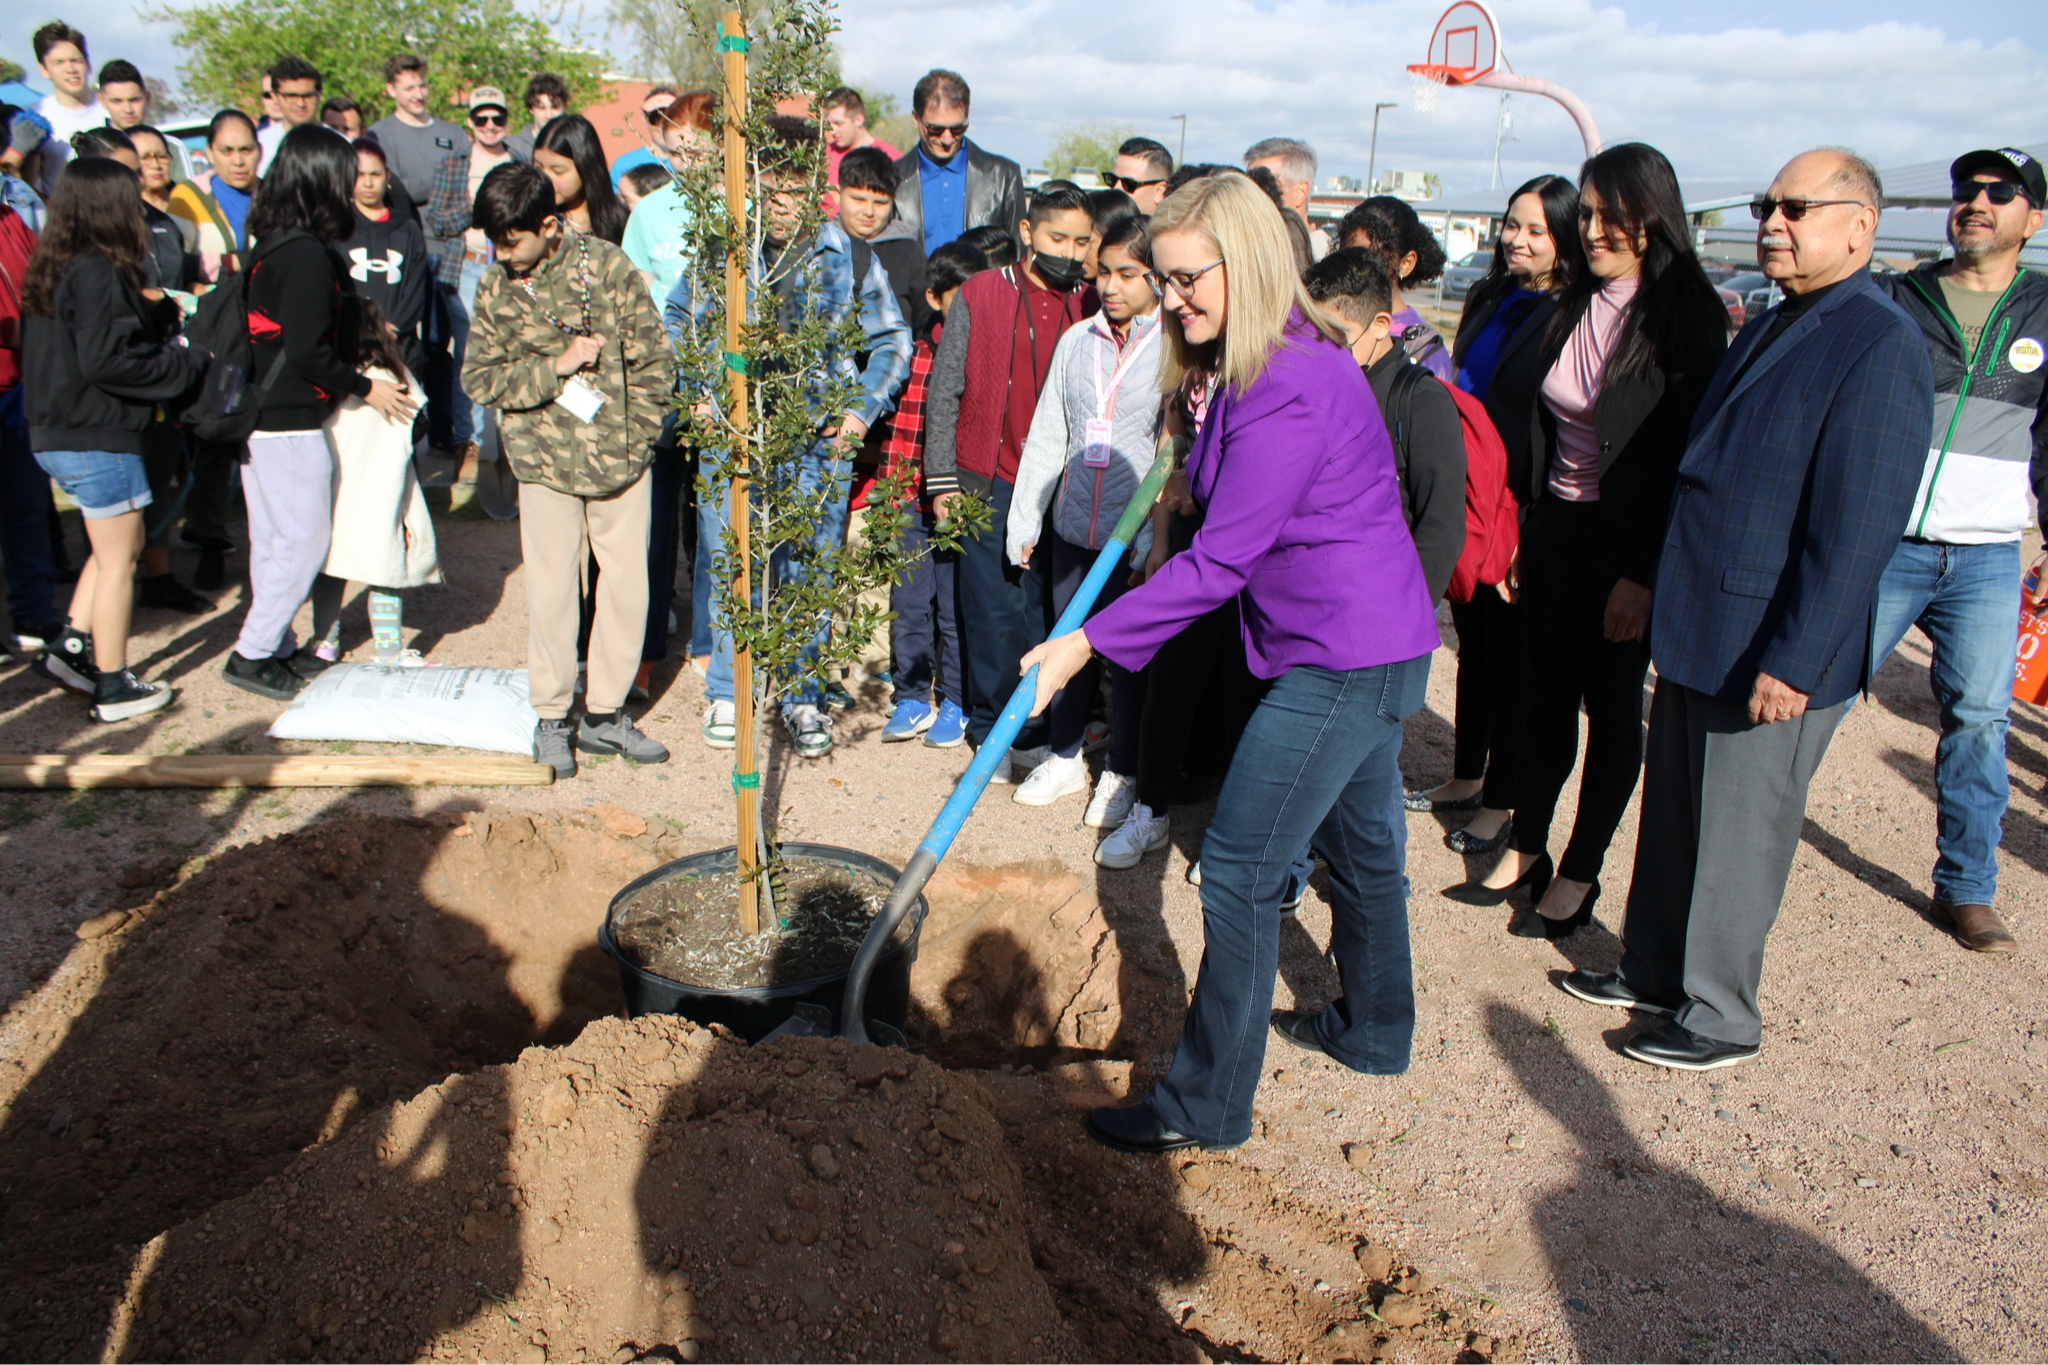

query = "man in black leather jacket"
[{"left": 891, "top": 69, "right": 1023, "bottom": 257}]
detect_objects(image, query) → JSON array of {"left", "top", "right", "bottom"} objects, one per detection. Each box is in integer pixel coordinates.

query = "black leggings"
[
  {"left": 1447, "top": 588, "right": 1527, "bottom": 808},
  {"left": 1506, "top": 499, "right": 1650, "bottom": 885}
]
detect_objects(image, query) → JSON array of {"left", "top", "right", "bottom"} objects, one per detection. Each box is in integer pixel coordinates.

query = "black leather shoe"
[
  {"left": 1443, "top": 851, "right": 1551, "bottom": 906},
  {"left": 1270, "top": 1010, "right": 1329, "bottom": 1056},
  {"left": 1404, "top": 786, "right": 1483, "bottom": 813},
  {"left": 1512, "top": 881, "right": 1600, "bottom": 939},
  {"left": 1085, "top": 1104, "right": 1239, "bottom": 1154},
  {"left": 1444, "top": 817, "right": 1512, "bottom": 856},
  {"left": 1558, "top": 969, "right": 1674, "bottom": 1015},
  {"left": 1621, "top": 1020, "right": 1759, "bottom": 1071}
]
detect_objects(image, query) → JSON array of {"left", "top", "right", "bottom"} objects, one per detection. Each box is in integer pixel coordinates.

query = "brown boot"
[{"left": 1939, "top": 902, "right": 2017, "bottom": 954}]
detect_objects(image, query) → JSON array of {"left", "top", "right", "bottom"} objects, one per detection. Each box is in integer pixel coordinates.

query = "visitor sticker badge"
[
  {"left": 556, "top": 376, "right": 607, "bottom": 423},
  {"left": 1083, "top": 418, "right": 1115, "bottom": 468},
  {"left": 2009, "top": 338, "right": 2044, "bottom": 374}
]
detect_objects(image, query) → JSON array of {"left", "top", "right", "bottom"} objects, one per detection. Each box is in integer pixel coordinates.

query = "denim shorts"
[{"left": 34, "top": 450, "right": 154, "bottom": 519}]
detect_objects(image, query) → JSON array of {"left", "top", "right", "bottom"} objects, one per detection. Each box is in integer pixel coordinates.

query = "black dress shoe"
[
  {"left": 1557, "top": 969, "right": 1675, "bottom": 1015},
  {"left": 1443, "top": 851, "right": 1552, "bottom": 906},
  {"left": 1085, "top": 1104, "right": 1239, "bottom": 1155},
  {"left": 137, "top": 573, "right": 210, "bottom": 614},
  {"left": 1621, "top": 1020, "right": 1759, "bottom": 1071},
  {"left": 1270, "top": 1010, "right": 1329, "bottom": 1055},
  {"left": 1404, "top": 786, "right": 1483, "bottom": 813},
  {"left": 1511, "top": 881, "right": 1600, "bottom": 939},
  {"left": 1445, "top": 817, "right": 1513, "bottom": 856}
]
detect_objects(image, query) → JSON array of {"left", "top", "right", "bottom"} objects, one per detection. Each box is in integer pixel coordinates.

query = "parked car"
[
  {"left": 1716, "top": 286, "right": 1746, "bottom": 331},
  {"left": 1440, "top": 250, "right": 1491, "bottom": 301}
]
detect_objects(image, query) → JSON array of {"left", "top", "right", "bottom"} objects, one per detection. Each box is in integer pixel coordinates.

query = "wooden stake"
[
  {"left": 721, "top": 8, "right": 761, "bottom": 936},
  {"left": 0, "top": 754, "right": 556, "bottom": 790}
]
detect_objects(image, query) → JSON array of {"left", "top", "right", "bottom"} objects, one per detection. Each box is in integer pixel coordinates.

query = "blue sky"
[{"left": 11, "top": 0, "right": 2046, "bottom": 196}]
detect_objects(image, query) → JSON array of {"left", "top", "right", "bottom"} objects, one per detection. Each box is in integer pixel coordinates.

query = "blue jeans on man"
[
  {"left": 703, "top": 439, "right": 850, "bottom": 710},
  {"left": 426, "top": 259, "right": 490, "bottom": 449},
  {"left": 1145, "top": 656, "right": 1428, "bottom": 1147},
  {"left": 1868, "top": 537, "right": 2019, "bottom": 908}
]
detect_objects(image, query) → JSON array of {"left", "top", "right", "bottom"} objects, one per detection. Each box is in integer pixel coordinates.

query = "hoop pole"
[{"left": 1470, "top": 70, "right": 1600, "bottom": 156}]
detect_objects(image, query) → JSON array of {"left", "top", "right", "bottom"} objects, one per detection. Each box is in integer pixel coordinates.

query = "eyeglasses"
[
  {"left": 1952, "top": 180, "right": 2034, "bottom": 207},
  {"left": 276, "top": 89, "right": 318, "bottom": 105},
  {"left": 1749, "top": 196, "right": 1866, "bottom": 221},
  {"left": 472, "top": 112, "right": 508, "bottom": 127},
  {"left": 1146, "top": 258, "right": 1225, "bottom": 300},
  {"left": 136, "top": 151, "right": 173, "bottom": 164},
  {"left": 921, "top": 121, "right": 968, "bottom": 140},
  {"left": 1104, "top": 172, "right": 1165, "bottom": 194}
]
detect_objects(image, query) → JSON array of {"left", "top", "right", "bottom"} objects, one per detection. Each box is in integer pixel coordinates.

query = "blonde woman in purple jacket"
[{"left": 1023, "top": 173, "right": 1440, "bottom": 1154}]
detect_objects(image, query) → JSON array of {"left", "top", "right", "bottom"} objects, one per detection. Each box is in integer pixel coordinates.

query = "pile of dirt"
[{"left": 0, "top": 813, "right": 1518, "bottom": 1363}]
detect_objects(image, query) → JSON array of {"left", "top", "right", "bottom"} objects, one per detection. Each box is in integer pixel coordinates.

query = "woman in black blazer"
[
  {"left": 1408, "top": 175, "right": 1580, "bottom": 860},
  {"left": 1446, "top": 143, "right": 1728, "bottom": 939}
]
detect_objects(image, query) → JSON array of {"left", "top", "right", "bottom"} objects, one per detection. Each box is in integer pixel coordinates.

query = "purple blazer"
[{"left": 1088, "top": 320, "right": 1439, "bottom": 679}]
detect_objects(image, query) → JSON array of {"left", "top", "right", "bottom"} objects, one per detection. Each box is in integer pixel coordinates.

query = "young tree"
[
  {"left": 604, "top": 0, "right": 786, "bottom": 88},
  {"left": 1042, "top": 121, "right": 1139, "bottom": 181},
  {"left": 145, "top": 0, "right": 605, "bottom": 119}
]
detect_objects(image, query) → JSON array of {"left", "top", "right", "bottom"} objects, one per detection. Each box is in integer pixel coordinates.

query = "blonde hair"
[{"left": 1150, "top": 171, "right": 1345, "bottom": 398}]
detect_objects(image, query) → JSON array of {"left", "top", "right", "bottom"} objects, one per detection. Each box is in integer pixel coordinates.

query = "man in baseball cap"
[{"left": 1869, "top": 146, "right": 2047, "bottom": 956}]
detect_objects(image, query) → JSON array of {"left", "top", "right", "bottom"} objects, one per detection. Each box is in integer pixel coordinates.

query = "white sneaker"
[
  {"left": 1084, "top": 770, "right": 1136, "bottom": 828},
  {"left": 1096, "top": 804, "right": 1170, "bottom": 869},
  {"left": 1014, "top": 751, "right": 1088, "bottom": 806},
  {"left": 702, "top": 699, "right": 737, "bottom": 749},
  {"left": 1188, "top": 858, "right": 1202, "bottom": 887},
  {"left": 987, "top": 743, "right": 1049, "bottom": 786}
]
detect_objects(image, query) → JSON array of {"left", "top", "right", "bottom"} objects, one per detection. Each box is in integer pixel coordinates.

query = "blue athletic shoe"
[
  {"left": 923, "top": 699, "right": 968, "bottom": 748},
  {"left": 882, "top": 698, "right": 935, "bottom": 742}
]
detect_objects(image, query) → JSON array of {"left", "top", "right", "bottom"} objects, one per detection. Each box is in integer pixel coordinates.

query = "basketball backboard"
[{"left": 1421, "top": 1, "right": 1501, "bottom": 83}]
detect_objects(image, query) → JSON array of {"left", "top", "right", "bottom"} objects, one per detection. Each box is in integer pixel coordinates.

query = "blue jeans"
[
  {"left": 704, "top": 439, "right": 850, "bottom": 709},
  {"left": 889, "top": 506, "right": 960, "bottom": 707},
  {"left": 1145, "top": 656, "right": 1429, "bottom": 1146},
  {"left": 0, "top": 387, "right": 56, "bottom": 630},
  {"left": 1869, "top": 537, "right": 2019, "bottom": 907},
  {"left": 427, "top": 261, "right": 488, "bottom": 447}
]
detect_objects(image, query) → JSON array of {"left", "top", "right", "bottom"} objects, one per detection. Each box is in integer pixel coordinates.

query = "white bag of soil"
[{"left": 267, "top": 664, "right": 538, "bottom": 755}]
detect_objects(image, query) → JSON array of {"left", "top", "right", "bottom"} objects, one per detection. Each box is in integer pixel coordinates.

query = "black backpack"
[{"left": 179, "top": 231, "right": 309, "bottom": 443}]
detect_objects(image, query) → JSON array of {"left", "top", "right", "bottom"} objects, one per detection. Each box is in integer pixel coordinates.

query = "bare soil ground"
[{"left": 0, "top": 503, "right": 2041, "bottom": 1362}]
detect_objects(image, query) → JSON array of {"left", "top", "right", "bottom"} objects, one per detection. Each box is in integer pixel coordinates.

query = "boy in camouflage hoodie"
[{"left": 461, "top": 162, "right": 672, "bottom": 778}]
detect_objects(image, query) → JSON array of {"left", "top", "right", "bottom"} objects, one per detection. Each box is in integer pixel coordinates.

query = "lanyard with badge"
[
  {"left": 519, "top": 229, "right": 606, "bottom": 422},
  {"left": 1083, "top": 317, "right": 1158, "bottom": 467}
]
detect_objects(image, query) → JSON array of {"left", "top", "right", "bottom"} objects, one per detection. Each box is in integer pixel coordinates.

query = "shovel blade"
[{"left": 757, "top": 1001, "right": 834, "bottom": 1044}]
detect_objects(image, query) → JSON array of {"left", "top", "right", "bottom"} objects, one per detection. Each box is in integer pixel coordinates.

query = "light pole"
[
  {"left": 1171, "top": 113, "right": 1187, "bottom": 164},
  {"left": 1367, "top": 101, "right": 1396, "bottom": 195}
]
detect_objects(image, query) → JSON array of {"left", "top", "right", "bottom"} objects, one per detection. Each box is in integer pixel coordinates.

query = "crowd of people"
[{"left": 2, "top": 16, "right": 2044, "bottom": 1149}]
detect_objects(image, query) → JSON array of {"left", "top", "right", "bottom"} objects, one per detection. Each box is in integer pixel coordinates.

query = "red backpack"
[{"left": 1386, "top": 359, "right": 1520, "bottom": 602}]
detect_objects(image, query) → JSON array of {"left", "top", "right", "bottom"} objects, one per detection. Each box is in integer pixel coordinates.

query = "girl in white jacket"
[
  {"left": 309, "top": 300, "right": 441, "bottom": 665},
  {"left": 1005, "top": 215, "right": 1163, "bottom": 821}
]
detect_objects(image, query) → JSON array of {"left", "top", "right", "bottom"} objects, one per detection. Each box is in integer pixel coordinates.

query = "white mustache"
[{"left": 1759, "top": 234, "right": 1792, "bottom": 249}]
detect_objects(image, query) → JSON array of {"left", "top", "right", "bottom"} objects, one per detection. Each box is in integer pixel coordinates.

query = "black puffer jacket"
[{"left": 24, "top": 255, "right": 203, "bottom": 454}]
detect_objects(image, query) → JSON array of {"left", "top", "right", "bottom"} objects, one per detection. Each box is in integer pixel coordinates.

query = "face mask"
[{"left": 1033, "top": 252, "right": 1086, "bottom": 291}]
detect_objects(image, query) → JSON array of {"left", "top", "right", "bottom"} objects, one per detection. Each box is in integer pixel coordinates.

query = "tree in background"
[
  {"left": 0, "top": 57, "right": 24, "bottom": 84},
  {"left": 604, "top": 0, "right": 783, "bottom": 88},
  {"left": 145, "top": 0, "right": 605, "bottom": 121},
  {"left": 1042, "top": 121, "right": 1139, "bottom": 181}
]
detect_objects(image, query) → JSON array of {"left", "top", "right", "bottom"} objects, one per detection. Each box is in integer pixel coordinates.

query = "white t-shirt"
[
  {"left": 34, "top": 94, "right": 105, "bottom": 197},
  {"left": 257, "top": 120, "right": 286, "bottom": 174}
]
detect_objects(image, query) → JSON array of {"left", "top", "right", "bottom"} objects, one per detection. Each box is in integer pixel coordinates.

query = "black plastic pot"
[{"left": 598, "top": 842, "right": 926, "bottom": 1043}]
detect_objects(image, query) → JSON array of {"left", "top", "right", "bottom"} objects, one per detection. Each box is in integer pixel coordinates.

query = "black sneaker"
[
  {"left": 92, "top": 669, "right": 175, "bottom": 722},
  {"left": 35, "top": 626, "right": 98, "bottom": 695},
  {"left": 7, "top": 621, "right": 63, "bottom": 657},
  {"left": 138, "top": 573, "right": 211, "bottom": 614},
  {"left": 222, "top": 652, "right": 305, "bottom": 701},
  {"left": 283, "top": 649, "right": 335, "bottom": 681},
  {"left": 194, "top": 546, "right": 227, "bottom": 591}
]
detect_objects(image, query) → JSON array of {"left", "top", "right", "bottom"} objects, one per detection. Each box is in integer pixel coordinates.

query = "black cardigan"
[
  {"left": 1455, "top": 289, "right": 1561, "bottom": 515},
  {"left": 24, "top": 255, "right": 203, "bottom": 455},
  {"left": 246, "top": 234, "right": 372, "bottom": 430}
]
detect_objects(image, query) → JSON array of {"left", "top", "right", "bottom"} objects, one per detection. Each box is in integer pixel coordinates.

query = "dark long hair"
[
  {"left": 247, "top": 124, "right": 357, "bottom": 244},
  {"left": 351, "top": 297, "right": 411, "bottom": 383},
  {"left": 1465, "top": 175, "right": 1581, "bottom": 321},
  {"left": 534, "top": 114, "right": 625, "bottom": 244},
  {"left": 21, "top": 158, "right": 148, "bottom": 316},
  {"left": 1550, "top": 142, "right": 1726, "bottom": 382},
  {"left": 1363, "top": 195, "right": 1448, "bottom": 286}
]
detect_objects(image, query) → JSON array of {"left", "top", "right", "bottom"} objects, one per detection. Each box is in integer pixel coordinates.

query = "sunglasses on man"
[
  {"left": 1104, "top": 171, "right": 1166, "bottom": 194},
  {"left": 920, "top": 120, "right": 968, "bottom": 140},
  {"left": 472, "top": 111, "right": 508, "bottom": 127},
  {"left": 1952, "top": 180, "right": 2035, "bottom": 207},
  {"left": 1748, "top": 196, "right": 1865, "bottom": 221}
]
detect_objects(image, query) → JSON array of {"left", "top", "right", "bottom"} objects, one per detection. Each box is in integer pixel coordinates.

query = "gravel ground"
[{"left": 0, "top": 495, "right": 2041, "bottom": 1362}]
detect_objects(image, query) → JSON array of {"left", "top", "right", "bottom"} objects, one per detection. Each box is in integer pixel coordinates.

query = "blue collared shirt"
[{"left": 918, "top": 145, "right": 968, "bottom": 255}]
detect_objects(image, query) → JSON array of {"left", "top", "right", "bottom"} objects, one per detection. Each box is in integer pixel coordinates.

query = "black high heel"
[
  {"left": 1443, "top": 851, "right": 1552, "bottom": 906},
  {"left": 1512, "top": 880, "right": 1600, "bottom": 939}
]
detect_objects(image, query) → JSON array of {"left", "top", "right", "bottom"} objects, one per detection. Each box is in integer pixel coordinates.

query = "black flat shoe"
[
  {"left": 1557, "top": 969, "right": 1676, "bottom": 1016},
  {"left": 1085, "top": 1104, "right": 1239, "bottom": 1155},
  {"left": 1445, "top": 818, "right": 1513, "bottom": 856},
  {"left": 1621, "top": 1020, "right": 1759, "bottom": 1071},
  {"left": 1512, "top": 881, "right": 1600, "bottom": 939},
  {"left": 1443, "top": 852, "right": 1552, "bottom": 906},
  {"left": 1404, "top": 787, "right": 1483, "bottom": 813},
  {"left": 1270, "top": 1010, "right": 1329, "bottom": 1056}
]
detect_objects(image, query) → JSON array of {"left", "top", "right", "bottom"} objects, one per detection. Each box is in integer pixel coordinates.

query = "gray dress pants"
[{"left": 1618, "top": 679, "right": 1848, "bottom": 1047}]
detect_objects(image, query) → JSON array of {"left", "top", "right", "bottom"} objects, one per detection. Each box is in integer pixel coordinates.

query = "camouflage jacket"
[{"left": 460, "top": 229, "right": 672, "bottom": 498}]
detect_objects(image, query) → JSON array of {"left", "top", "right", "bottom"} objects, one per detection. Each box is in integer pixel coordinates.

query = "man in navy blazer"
[{"left": 1559, "top": 149, "right": 1936, "bottom": 1071}]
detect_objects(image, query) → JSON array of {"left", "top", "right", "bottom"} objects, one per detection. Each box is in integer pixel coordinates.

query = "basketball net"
[{"left": 1408, "top": 64, "right": 1455, "bottom": 114}]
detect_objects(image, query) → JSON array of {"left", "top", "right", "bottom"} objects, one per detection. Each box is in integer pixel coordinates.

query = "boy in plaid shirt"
[{"left": 877, "top": 238, "right": 987, "bottom": 746}]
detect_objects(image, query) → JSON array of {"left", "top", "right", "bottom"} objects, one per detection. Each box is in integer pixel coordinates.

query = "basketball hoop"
[
  {"left": 1407, "top": 63, "right": 1462, "bottom": 115},
  {"left": 1406, "top": 0, "right": 1603, "bottom": 155}
]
